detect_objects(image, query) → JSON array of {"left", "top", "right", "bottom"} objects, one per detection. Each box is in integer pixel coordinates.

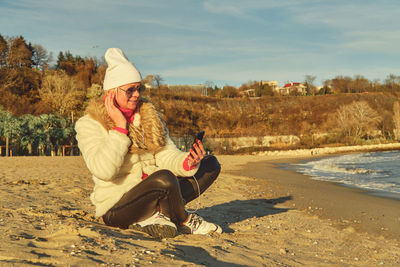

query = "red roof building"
[{"left": 279, "top": 82, "right": 306, "bottom": 95}]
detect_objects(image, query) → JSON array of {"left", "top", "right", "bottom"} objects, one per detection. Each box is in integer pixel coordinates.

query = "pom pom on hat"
[{"left": 103, "top": 48, "right": 142, "bottom": 91}]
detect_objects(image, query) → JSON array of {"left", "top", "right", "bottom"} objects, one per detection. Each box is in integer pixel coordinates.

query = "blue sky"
[{"left": 1, "top": 0, "right": 400, "bottom": 87}]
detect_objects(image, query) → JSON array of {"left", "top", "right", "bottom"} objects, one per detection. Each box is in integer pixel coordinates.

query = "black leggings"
[{"left": 102, "top": 155, "right": 221, "bottom": 229}]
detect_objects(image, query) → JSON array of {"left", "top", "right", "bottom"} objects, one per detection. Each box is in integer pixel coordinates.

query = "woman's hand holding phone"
[{"left": 187, "top": 138, "right": 206, "bottom": 168}]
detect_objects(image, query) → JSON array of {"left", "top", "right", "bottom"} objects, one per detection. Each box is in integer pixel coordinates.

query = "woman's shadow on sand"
[{"left": 194, "top": 196, "right": 292, "bottom": 233}]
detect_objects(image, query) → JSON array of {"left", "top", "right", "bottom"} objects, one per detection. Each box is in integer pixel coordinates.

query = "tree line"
[
  {"left": 0, "top": 34, "right": 107, "bottom": 117},
  {"left": 1, "top": 33, "right": 400, "bottom": 155},
  {"left": 230, "top": 74, "right": 400, "bottom": 98}
]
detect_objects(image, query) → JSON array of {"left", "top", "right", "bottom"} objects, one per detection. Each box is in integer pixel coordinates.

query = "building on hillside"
[
  {"left": 279, "top": 82, "right": 306, "bottom": 95},
  {"left": 144, "top": 82, "right": 153, "bottom": 90},
  {"left": 239, "top": 89, "right": 256, "bottom": 98},
  {"left": 260, "top": 80, "right": 279, "bottom": 92},
  {"left": 167, "top": 84, "right": 207, "bottom": 96}
]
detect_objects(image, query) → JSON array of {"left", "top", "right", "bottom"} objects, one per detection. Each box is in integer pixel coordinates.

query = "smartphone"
[
  {"left": 193, "top": 131, "right": 205, "bottom": 145},
  {"left": 189, "top": 131, "right": 205, "bottom": 157}
]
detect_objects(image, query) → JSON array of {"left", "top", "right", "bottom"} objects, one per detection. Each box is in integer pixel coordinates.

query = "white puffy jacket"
[{"left": 75, "top": 115, "right": 198, "bottom": 216}]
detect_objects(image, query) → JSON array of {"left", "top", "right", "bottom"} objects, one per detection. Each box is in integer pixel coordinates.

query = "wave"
[
  {"left": 291, "top": 150, "right": 400, "bottom": 195},
  {"left": 312, "top": 164, "right": 375, "bottom": 175},
  {"left": 297, "top": 160, "right": 378, "bottom": 176}
]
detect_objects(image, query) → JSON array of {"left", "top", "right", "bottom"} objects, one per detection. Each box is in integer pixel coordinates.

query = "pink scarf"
[{"left": 119, "top": 106, "right": 135, "bottom": 124}]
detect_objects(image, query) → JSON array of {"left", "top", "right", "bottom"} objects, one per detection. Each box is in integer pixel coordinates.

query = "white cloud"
[
  {"left": 133, "top": 17, "right": 217, "bottom": 34},
  {"left": 294, "top": 2, "right": 399, "bottom": 30},
  {"left": 202, "top": 0, "right": 327, "bottom": 19},
  {"left": 203, "top": 0, "right": 311, "bottom": 15},
  {"left": 342, "top": 30, "right": 400, "bottom": 54}
]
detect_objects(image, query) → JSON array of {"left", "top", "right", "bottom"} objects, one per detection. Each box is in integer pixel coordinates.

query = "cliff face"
[
  {"left": 153, "top": 92, "right": 397, "bottom": 136},
  {"left": 151, "top": 92, "right": 399, "bottom": 150}
]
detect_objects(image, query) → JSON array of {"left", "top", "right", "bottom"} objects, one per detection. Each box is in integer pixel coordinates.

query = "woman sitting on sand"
[{"left": 75, "top": 48, "right": 222, "bottom": 238}]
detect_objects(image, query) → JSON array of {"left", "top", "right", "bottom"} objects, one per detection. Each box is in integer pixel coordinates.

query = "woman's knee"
[
  {"left": 151, "top": 169, "right": 179, "bottom": 189},
  {"left": 195, "top": 155, "right": 221, "bottom": 184},
  {"left": 202, "top": 155, "right": 221, "bottom": 175}
]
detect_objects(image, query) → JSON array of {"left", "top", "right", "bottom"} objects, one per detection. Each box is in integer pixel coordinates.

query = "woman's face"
[{"left": 115, "top": 82, "right": 141, "bottom": 110}]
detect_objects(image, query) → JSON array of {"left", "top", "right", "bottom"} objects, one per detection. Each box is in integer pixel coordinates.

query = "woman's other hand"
[
  {"left": 188, "top": 140, "right": 206, "bottom": 167},
  {"left": 105, "top": 91, "right": 127, "bottom": 129}
]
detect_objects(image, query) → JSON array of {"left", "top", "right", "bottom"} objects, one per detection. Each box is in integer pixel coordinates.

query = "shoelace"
[
  {"left": 187, "top": 214, "right": 203, "bottom": 232},
  {"left": 156, "top": 212, "right": 171, "bottom": 221}
]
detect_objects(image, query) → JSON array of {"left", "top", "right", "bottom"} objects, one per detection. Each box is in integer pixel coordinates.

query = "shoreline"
[
  {"left": 228, "top": 155, "right": 400, "bottom": 241},
  {"left": 253, "top": 142, "right": 400, "bottom": 158},
  {"left": 282, "top": 153, "right": 400, "bottom": 202}
]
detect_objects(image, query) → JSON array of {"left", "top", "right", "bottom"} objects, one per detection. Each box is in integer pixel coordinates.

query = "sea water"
[{"left": 287, "top": 150, "right": 400, "bottom": 199}]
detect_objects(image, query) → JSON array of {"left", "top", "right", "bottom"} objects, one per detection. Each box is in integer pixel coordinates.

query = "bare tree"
[
  {"left": 385, "top": 74, "right": 400, "bottom": 93},
  {"left": 142, "top": 74, "right": 154, "bottom": 94},
  {"left": 330, "top": 76, "right": 352, "bottom": 93},
  {"left": 143, "top": 74, "right": 154, "bottom": 87},
  {"left": 205, "top": 80, "right": 214, "bottom": 89},
  {"left": 221, "top": 85, "right": 239, "bottom": 98},
  {"left": 39, "top": 70, "right": 86, "bottom": 116},
  {"left": 204, "top": 80, "right": 215, "bottom": 96},
  {"left": 153, "top": 74, "right": 163, "bottom": 89},
  {"left": 336, "top": 101, "right": 382, "bottom": 143},
  {"left": 32, "top": 44, "right": 52, "bottom": 70},
  {"left": 304, "top": 75, "right": 317, "bottom": 95},
  {"left": 351, "top": 75, "right": 371, "bottom": 93}
]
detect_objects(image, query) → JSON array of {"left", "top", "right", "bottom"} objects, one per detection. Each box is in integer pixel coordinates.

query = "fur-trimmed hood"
[{"left": 85, "top": 99, "right": 167, "bottom": 154}]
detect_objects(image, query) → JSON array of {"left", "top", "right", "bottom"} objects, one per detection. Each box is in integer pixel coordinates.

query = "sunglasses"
[{"left": 118, "top": 85, "right": 142, "bottom": 98}]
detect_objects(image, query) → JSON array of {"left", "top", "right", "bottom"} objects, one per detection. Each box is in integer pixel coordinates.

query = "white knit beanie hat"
[{"left": 103, "top": 48, "right": 142, "bottom": 91}]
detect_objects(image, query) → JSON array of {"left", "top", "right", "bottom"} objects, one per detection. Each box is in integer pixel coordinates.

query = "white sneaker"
[
  {"left": 179, "top": 213, "right": 222, "bottom": 235},
  {"left": 129, "top": 211, "right": 177, "bottom": 238}
]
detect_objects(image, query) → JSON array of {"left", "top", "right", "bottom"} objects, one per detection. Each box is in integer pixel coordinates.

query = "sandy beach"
[{"left": 0, "top": 154, "right": 400, "bottom": 266}]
